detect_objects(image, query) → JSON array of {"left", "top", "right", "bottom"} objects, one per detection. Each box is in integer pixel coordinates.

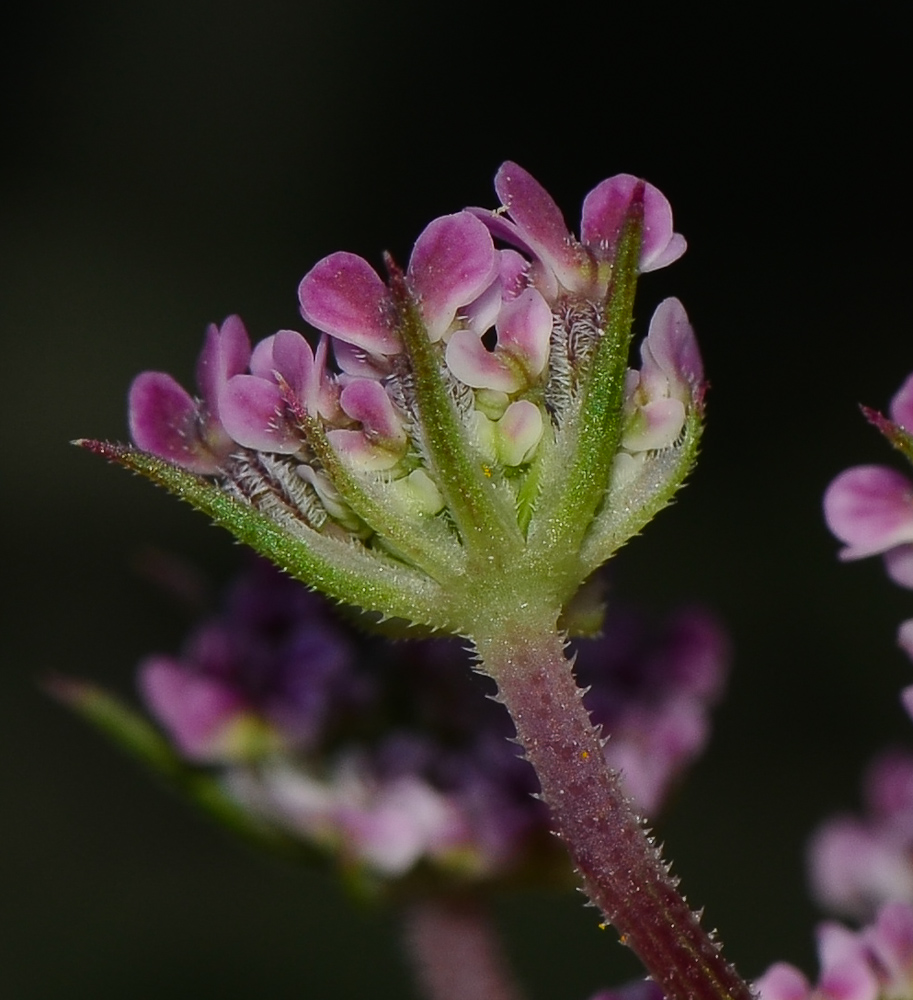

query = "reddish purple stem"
[{"left": 480, "top": 628, "right": 753, "bottom": 1000}]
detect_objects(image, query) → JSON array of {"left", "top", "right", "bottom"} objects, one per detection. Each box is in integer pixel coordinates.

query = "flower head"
[{"left": 90, "top": 162, "right": 703, "bottom": 653}]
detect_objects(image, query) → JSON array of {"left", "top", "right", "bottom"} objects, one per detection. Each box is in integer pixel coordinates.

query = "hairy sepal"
[{"left": 579, "top": 407, "right": 703, "bottom": 574}]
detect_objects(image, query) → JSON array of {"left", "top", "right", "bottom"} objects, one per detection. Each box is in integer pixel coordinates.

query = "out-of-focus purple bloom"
[
  {"left": 138, "top": 560, "right": 728, "bottom": 881},
  {"left": 755, "top": 902, "right": 913, "bottom": 1000},
  {"left": 809, "top": 752, "right": 913, "bottom": 921},
  {"left": 138, "top": 559, "right": 362, "bottom": 761}
]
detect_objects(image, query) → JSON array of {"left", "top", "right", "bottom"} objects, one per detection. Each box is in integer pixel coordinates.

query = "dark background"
[{"left": 4, "top": 3, "right": 913, "bottom": 997}]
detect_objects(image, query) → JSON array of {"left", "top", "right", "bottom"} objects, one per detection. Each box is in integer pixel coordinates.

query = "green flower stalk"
[{"left": 82, "top": 162, "right": 749, "bottom": 1000}]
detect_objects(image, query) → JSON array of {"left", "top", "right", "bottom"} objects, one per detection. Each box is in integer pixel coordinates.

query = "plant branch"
[{"left": 476, "top": 625, "right": 754, "bottom": 1000}]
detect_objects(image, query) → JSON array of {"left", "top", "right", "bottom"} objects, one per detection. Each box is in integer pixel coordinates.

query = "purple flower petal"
[
  {"left": 891, "top": 374, "right": 913, "bottom": 431},
  {"left": 220, "top": 374, "right": 303, "bottom": 453},
  {"left": 338, "top": 378, "right": 406, "bottom": 445},
  {"left": 445, "top": 329, "right": 523, "bottom": 393},
  {"left": 407, "top": 213, "right": 498, "bottom": 342},
  {"left": 824, "top": 466, "right": 913, "bottom": 559},
  {"left": 622, "top": 398, "right": 686, "bottom": 452},
  {"left": 250, "top": 329, "right": 319, "bottom": 414},
  {"left": 326, "top": 428, "right": 403, "bottom": 471},
  {"left": 195, "top": 315, "right": 252, "bottom": 418},
  {"left": 140, "top": 657, "right": 247, "bottom": 761},
  {"left": 869, "top": 902, "right": 913, "bottom": 978},
  {"left": 128, "top": 371, "right": 226, "bottom": 474},
  {"left": 332, "top": 337, "right": 394, "bottom": 379},
  {"left": 493, "top": 161, "right": 593, "bottom": 291},
  {"left": 640, "top": 297, "right": 704, "bottom": 401},
  {"left": 496, "top": 287, "right": 552, "bottom": 379},
  {"left": 299, "top": 252, "right": 400, "bottom": 354},
  {"left": 581, "top": 174, "right": 687, "bottom": 272}
]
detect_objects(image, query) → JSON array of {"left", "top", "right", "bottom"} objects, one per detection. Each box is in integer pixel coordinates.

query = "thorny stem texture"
[
  {"left": 478, "top": 627, "right": 754, "bottom": 1000},
  {"left": 403, "top": 897, "right": 527, "bottom": 1000}
]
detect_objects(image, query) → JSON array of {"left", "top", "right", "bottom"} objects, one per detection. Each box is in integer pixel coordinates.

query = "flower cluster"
[
  {"left": 131, "top": 163, "right": 693, "bottom": 486},
  {"left": 137, "top": 559, "right": 727, "bottom": 883}
]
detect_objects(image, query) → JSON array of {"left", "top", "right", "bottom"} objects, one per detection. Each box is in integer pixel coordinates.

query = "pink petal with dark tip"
[
  {"left": 824, "top": 466, "right": 913, "bottom": 559},
  {"left": 196, "top": 315, "right": 252, "bottom": 416},
  {"left": 408, "top": 213, "right": 497, "bottom": 342},
  {"left": 339, "top": 378, "right": 405, "bottom": 444},
  {"left": 299, "top": 252, "right": 400, "bottom": 354},
  {"left": 494, "top": 161, "right": 592, "bottom": 290},
  {"left": 220, "top": 374, "right": 303, "bottom": 453},
  {"left": 891, "top": 374, "right": 913, "bottom": 431},
  {"left": 640, "top": 297, "right": 704, "bottom": 401},
  {"left": 581, "top": 174, "right": 686, "bottom": 272},
  {"left": 129, "top": 371, "right": 224, "bottom": 474},
  {"left": 496, "top": 287, "right": 552, "bottom": 378},
  {"left": 445, "top": 329, "right": 523, "bottom": 393}
]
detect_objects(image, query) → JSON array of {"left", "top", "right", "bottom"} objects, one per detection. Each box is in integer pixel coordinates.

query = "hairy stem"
[
  {"left": 476, "top": 626, "right": 754, "bottom": 1000},
  {"left": 402, "top": 896, "right": 527, "bottom": 1000}
]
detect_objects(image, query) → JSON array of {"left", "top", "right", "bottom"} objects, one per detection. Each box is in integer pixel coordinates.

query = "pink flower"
[
  {"left": 470, "top": 161, "right": 685, "bottom": 299},
  {"left": 129, "top": 315, "right": 251, "bottom": 473}
]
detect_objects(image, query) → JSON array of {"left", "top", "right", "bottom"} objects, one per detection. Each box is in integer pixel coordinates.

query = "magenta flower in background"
[
  {"left": 825, "top": 374, "right": 913, "bottom": 586},
  {"left": 825, "top": 373, "right": 913, "bottom": 669},
  {"left": 809, "top": 751, "right": 913, "bottom": 920},
  {"left": 135, "top": 559, "right": 728, "bottom": 882},
  {"left": 756, "top": 902, "right": 913, "bottom": 1000}
]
